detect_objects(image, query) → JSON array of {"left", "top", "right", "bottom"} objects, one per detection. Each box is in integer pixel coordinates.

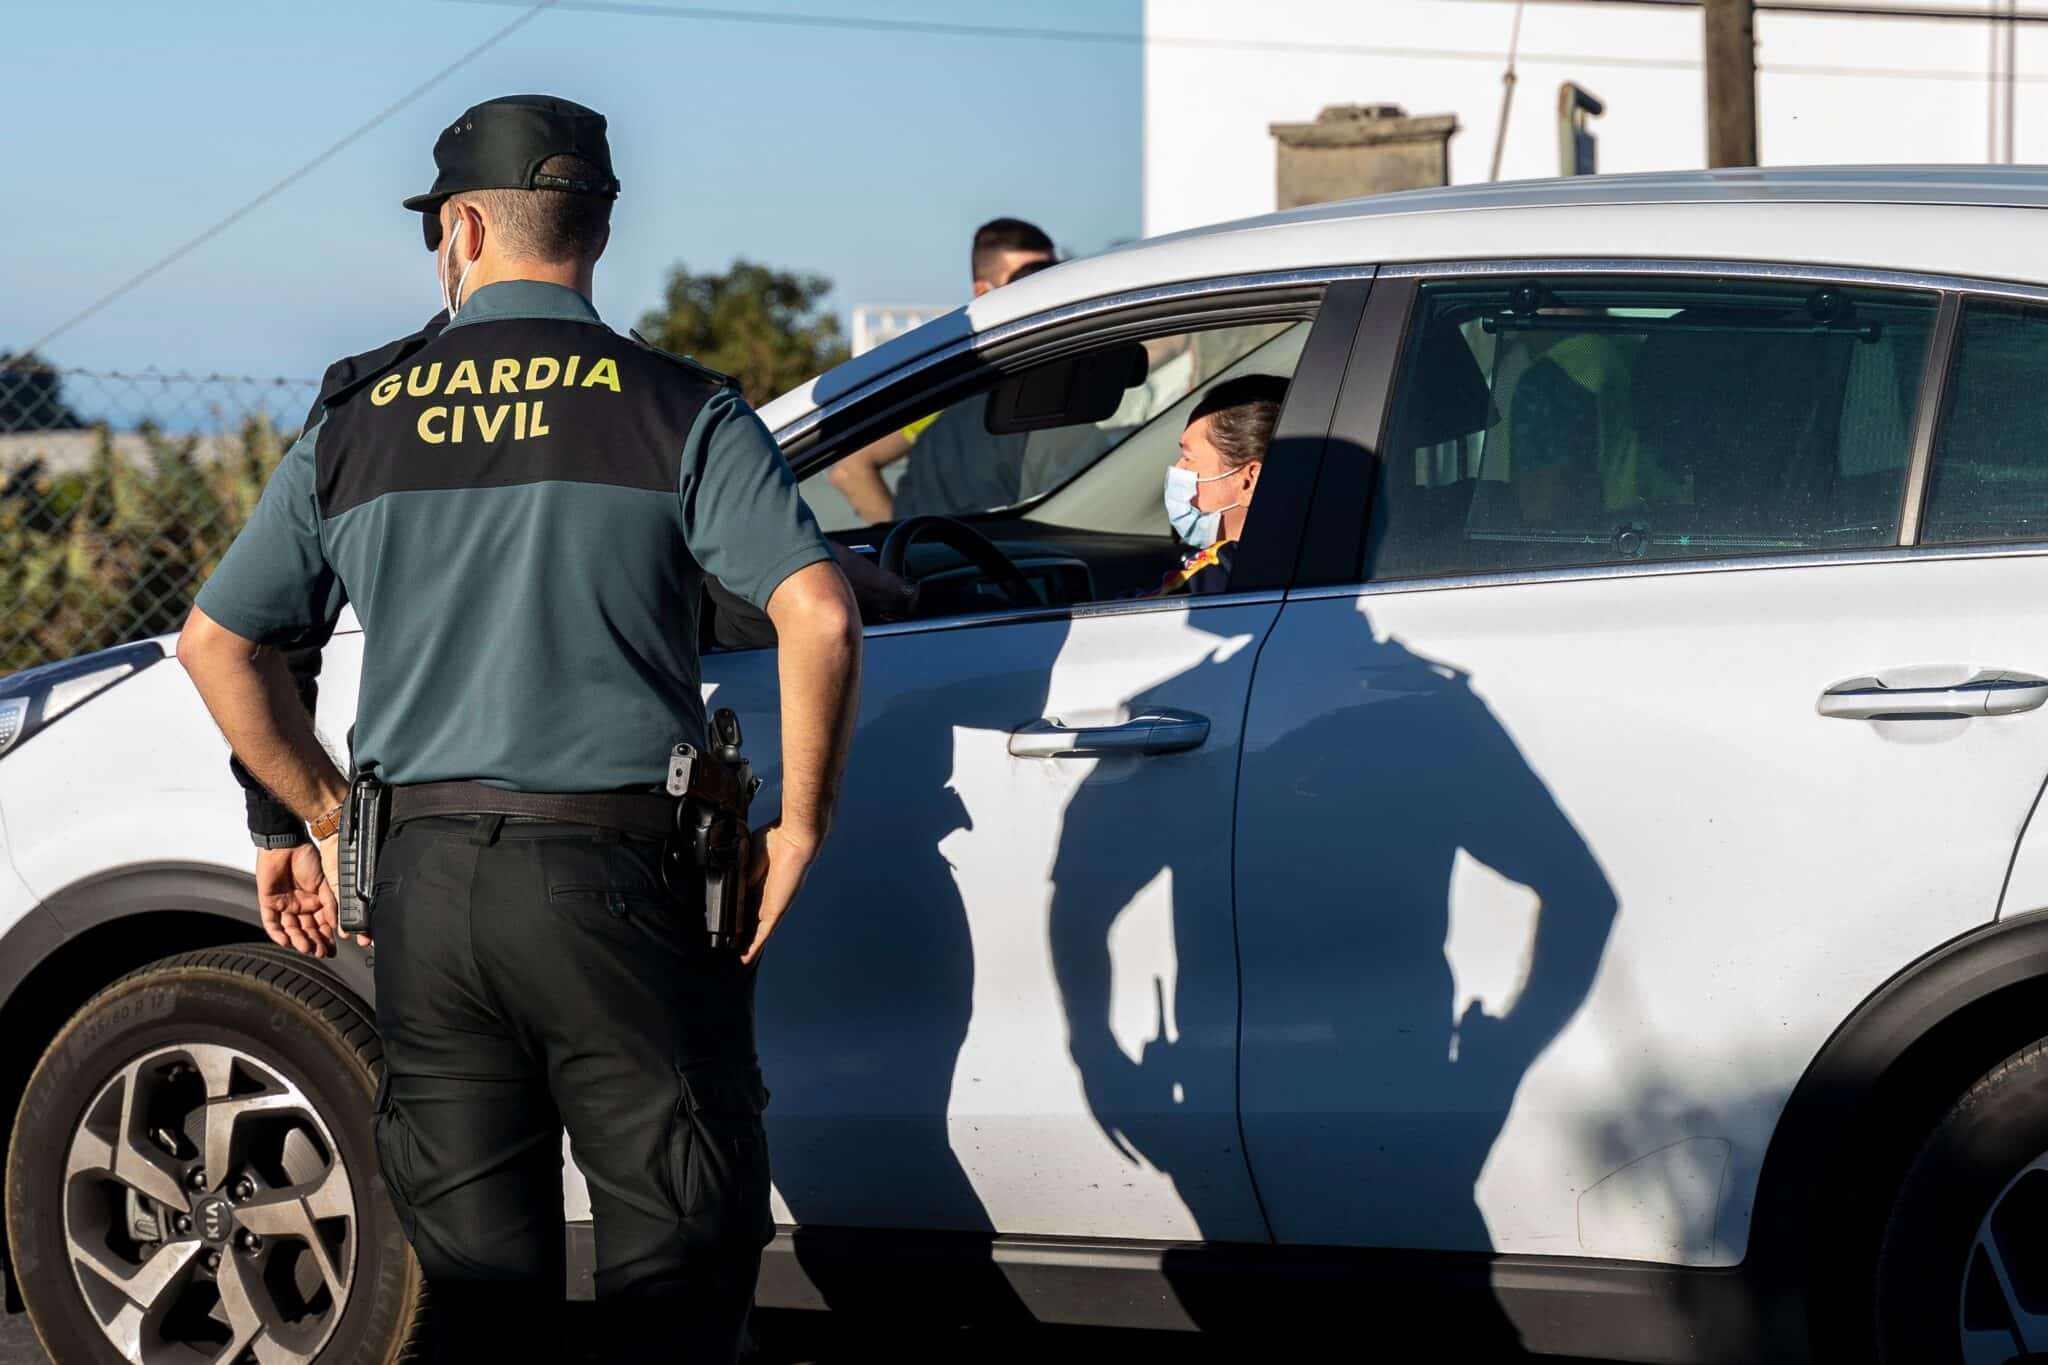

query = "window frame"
[
  {"left": 774, "top": 269, "right": 1363, "bottom": 468},
  {"left": 1913, "top": 292, "right": 2048, "bottom": 550},
  {"left": 1304, "top": 257, "right": 2048, "bottom": 597},
  {"left": 763, "top": 270, "right": 1375, "bottom": 641}
]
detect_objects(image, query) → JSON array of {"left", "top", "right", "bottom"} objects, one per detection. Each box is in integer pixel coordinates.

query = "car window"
[
  {"left": 1024, "top": 321, "right": 1312, "bottom": 538},
  {"left": 1365, "top": 276, "right": 1939, "bottom": 580},
  {"left": 1923, "top": 297, "right": 2048, "bottom": 545},
  {"left": 801, "top": 320, "right": 1300, "bottom": 536}
]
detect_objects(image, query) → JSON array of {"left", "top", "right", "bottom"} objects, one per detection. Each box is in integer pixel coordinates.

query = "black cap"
[{"left": 404, "top": 94, "right": 620, "bottom": 248}]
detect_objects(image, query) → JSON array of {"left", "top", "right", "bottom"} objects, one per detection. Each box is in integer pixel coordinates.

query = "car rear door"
[{"left": 1234, "top": 266, "right": 2048, "bottom": 1268}]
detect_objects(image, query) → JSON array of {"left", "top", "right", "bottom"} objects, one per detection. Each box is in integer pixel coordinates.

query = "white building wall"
[
  {"left": 1144, "top": 0, "right": 2039, "bottom": 235},
  {"left": 850, "top": 304, "right": 951, "bottom": 357}
]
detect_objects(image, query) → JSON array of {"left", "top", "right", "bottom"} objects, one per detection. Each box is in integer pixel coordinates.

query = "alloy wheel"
[
  {"left": 61, "top": 1043, "right": 356, "bottom": 1364},
  {"left": 1960, "top": 1151, "right": 2048, "bottom": 1363}
]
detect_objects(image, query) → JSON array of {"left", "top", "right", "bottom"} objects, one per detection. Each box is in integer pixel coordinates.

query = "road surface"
[{"left": 0, "top": 1305, "right": 1616, "bottom": 1362}]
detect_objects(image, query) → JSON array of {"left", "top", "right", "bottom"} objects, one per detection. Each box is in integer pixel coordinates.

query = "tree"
[
  {"left": 0, "top": 351, "right": 84, "bottom": 432},
  {"left": 636, "top": 260, "right": 850, "bottom": 407}
]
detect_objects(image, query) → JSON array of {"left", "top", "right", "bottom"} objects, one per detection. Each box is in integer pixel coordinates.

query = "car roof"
[
  {"left": 1179, "top": 163, "right": 2048, "bottom": 230},
  {"left": 760, "top": 164, "right": 2048, "bottom": 433}
]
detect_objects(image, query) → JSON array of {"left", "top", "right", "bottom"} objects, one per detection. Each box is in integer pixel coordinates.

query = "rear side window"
[
  {"left": 1923, "top": 298, "right": 2048, "bottom": 545},
  {"left": 1365, "top": 276, "right": 1939, "bottom": 580}
]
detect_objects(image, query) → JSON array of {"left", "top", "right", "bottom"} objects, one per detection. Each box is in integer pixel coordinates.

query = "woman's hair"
[{"left": 1187, "top": 373, "right": 1290, "bottom": 469}]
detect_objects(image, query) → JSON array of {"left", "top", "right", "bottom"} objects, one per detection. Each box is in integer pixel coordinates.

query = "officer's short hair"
[
  {"left": 1003, "top": 257, "right": 1056, "bottom": 285},
  {"left": 461, "top": 154, "right": 613, "bottom": 263},
  {"left": 971, "top": 218, "right": 1054, "bottom": 286}
]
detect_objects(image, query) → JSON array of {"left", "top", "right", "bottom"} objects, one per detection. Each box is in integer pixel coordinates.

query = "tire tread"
[
  {"left": 1874, "top": 1037, "right": 2048, "bottom": 1364},
  {"left": 11, "top": 945, "right": 428, "bottom": 1363}
]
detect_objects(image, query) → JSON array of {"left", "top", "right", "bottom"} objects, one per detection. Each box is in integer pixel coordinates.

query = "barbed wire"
[{"left": 24, "top": 368, "right": 323, "bottom": 386}]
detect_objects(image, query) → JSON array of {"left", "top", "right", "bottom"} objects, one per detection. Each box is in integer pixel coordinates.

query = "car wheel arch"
[
  {"left": 0, "top": 862, "right": 374, "bottom": 1306},
  {"left": 1747, "top": 906, "right": 2048, "bottom": 1355}
]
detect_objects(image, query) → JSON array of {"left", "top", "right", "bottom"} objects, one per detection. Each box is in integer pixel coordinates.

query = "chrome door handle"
[
  {"left": 1818, "top": 671, "right": 2048, "bottom": 720},
  {"left": 1008, "top": 709, "right": 1210, "bottom": 759}
]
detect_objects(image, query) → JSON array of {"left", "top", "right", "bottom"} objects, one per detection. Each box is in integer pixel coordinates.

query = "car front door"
[
  {"left": 1235, "top": 268, "right": 2048, "bottom": 1270},
  {"left": 712, "top": 279, "right": 1369, "bottom": 1249}
]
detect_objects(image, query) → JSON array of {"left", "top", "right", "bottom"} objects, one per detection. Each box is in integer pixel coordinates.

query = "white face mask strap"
[
  {"left": 1190, "top": 464, "right": 1244, "bottom": 514},
  {"left": 441, "top": 218, "right": 476, "bottom": 318},
  {"left": 453, "top": 251, "right": 476, "bottom": 316}
]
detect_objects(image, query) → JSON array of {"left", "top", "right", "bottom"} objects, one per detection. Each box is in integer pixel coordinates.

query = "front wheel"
[
  {"left": 5, "top": 946, "right": 424, "bottom": 1363},
  {"left": 1876, "top": 1039, "right": 2048, "bottom": 1364}
]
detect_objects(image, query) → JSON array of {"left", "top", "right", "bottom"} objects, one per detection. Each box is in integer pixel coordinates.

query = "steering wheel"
[{"left": 879, "top": 516, "right": 1039, "bottom": 612}]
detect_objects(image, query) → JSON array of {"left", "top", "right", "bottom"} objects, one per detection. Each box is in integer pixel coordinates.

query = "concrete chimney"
[{"left": 1268, "top": 104, "right": 1459, "bottom": 209}]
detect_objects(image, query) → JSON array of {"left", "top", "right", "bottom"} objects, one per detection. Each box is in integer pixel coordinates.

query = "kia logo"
[{"left": 197, "top": 1197, "right": 232, "bottom": 1244}]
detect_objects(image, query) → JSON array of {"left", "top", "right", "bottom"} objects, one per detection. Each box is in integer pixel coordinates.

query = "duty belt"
[
  {"left": 389, "top": 778, "right": 746, "bottom": 841},
  {"left": 379, "top": 709, "right": 760, "bottom": 950}
]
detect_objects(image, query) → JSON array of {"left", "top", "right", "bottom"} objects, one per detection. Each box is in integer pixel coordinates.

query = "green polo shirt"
[{"left": 196, "top": 280, "right": 831, "bottom": 790}]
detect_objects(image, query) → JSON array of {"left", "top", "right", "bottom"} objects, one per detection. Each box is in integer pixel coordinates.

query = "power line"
[
  {"left": 1593, "top": 0, "right": 2048, "bottom": 23},
  {"left": 4, "top": 0, "right": 558, "bottom": 367},
  {"left": 449, "top": 0, "right": 2048, "bottom": 80},
  {"left": 447, "top": 1, "right": 1149, "bottom": 47},
  {"left": 445, "top": 0, "right": 1702, "bottom": 66}
]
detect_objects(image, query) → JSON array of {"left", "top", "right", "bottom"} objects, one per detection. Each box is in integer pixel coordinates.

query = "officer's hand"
[
  {"left": 741, "top": 823, "right": 819, "bottom": 964},
  {"left": 314, "top": 832, "right": 373, "bottom": 951},
  {"left": 257, "top": 844, "right": 335, "bottom": 958}
]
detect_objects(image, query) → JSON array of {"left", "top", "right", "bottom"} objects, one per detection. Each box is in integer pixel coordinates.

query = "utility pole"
[{"left": 1703, "top": 0, "right": 1758, "bottom": 167}]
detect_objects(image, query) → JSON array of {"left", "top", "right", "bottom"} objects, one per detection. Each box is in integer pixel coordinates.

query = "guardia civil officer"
[{"left": 178, "top": 94, "right": 863, "bottom": 1363}]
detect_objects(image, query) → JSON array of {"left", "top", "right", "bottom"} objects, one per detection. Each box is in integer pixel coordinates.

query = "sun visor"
[{"left": 985, "top": 343, "right": 1150, "bottom": 434}]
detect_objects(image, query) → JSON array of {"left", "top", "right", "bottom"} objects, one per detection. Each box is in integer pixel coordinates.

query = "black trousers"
[{"left": 369, "top": 815, "right": 772, "bottom": 1363}]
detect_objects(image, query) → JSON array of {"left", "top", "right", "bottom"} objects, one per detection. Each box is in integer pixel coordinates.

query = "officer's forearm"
[
  {"left": 177, "top": 607, "right": 349, "bottom": 824},
  {"left": 232, "top": 634, "right": 329, "bottom": 837},
  {"left": 762, "top": 561, "right": 862, "bottom": 845}
]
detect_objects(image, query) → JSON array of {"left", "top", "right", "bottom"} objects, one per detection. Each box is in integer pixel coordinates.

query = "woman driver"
[{"left": 1154, "top": 373, "right": 1289, "bottom": 596}]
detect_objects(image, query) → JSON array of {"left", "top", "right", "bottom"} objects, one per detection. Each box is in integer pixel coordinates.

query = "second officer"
[{"left": 177, "top": 93, "right": 864, "bottom": 1363}]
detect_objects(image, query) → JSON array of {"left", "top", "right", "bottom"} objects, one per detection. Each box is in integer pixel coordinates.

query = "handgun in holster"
[
  {"left": 665, "top": 707, "right": 763, "bottom": 951},
  {"left": 336, "top": 772, "right": 388, "bottom": 937}
]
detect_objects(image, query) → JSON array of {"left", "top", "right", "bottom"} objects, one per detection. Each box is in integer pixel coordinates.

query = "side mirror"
[{"left": 984, "top": 343, "right": 1149, "bottom": 434}]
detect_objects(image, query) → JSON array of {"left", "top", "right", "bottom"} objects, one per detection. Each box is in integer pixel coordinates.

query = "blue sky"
[{"left": 4, "top": 0, "right": 1142, "bottom": 386}]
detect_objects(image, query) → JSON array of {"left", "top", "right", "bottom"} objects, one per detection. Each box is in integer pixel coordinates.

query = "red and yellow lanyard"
[{"left": 1152, "top": 539, "right": 1235, "bottom": 597}]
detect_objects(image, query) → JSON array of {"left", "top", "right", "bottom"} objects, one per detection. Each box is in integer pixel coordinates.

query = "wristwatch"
[
  {"left": 307, "top": 801, "right": 345, "bottom": 842},
  {"left": 250, "top": 829, "right": 310, "bottom": 851}
]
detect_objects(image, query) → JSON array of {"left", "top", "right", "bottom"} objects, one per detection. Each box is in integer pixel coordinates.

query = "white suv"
[{"left": 6, "top": 166, "right": 2048, "bottom": 1365}]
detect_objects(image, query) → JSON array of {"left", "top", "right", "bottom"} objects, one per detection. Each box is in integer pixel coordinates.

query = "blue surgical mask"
[{"left": 1164, "top": 464, "right": 1240, "bottom": 547}]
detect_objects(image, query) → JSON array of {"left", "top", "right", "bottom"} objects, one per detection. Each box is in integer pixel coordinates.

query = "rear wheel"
[
  {"left": 5, "top": 947, "right": 423, "bottom": 1363},
  {"left": 1876, "top": 1039, "right": 2048, "bottom": 1364}
]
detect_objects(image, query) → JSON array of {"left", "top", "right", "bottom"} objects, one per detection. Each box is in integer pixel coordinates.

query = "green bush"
[{"left": 0, "top": 415, "right": 292, "bottom": 676}]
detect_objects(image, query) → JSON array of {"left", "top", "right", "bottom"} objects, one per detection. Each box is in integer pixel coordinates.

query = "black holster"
[
  {"left": 677, "top": 797, "right": 752, "bottom": 950},
  {"left": 664, "top": 708, "right": 761, "bottom": 951},
  {"left": 337, "top": 773, "right": 388, "bottom": 937}
]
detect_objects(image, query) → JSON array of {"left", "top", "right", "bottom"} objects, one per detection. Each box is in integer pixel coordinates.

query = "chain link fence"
[{"left": 0, "top": 360, "right": 319, "bottom": 676}]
